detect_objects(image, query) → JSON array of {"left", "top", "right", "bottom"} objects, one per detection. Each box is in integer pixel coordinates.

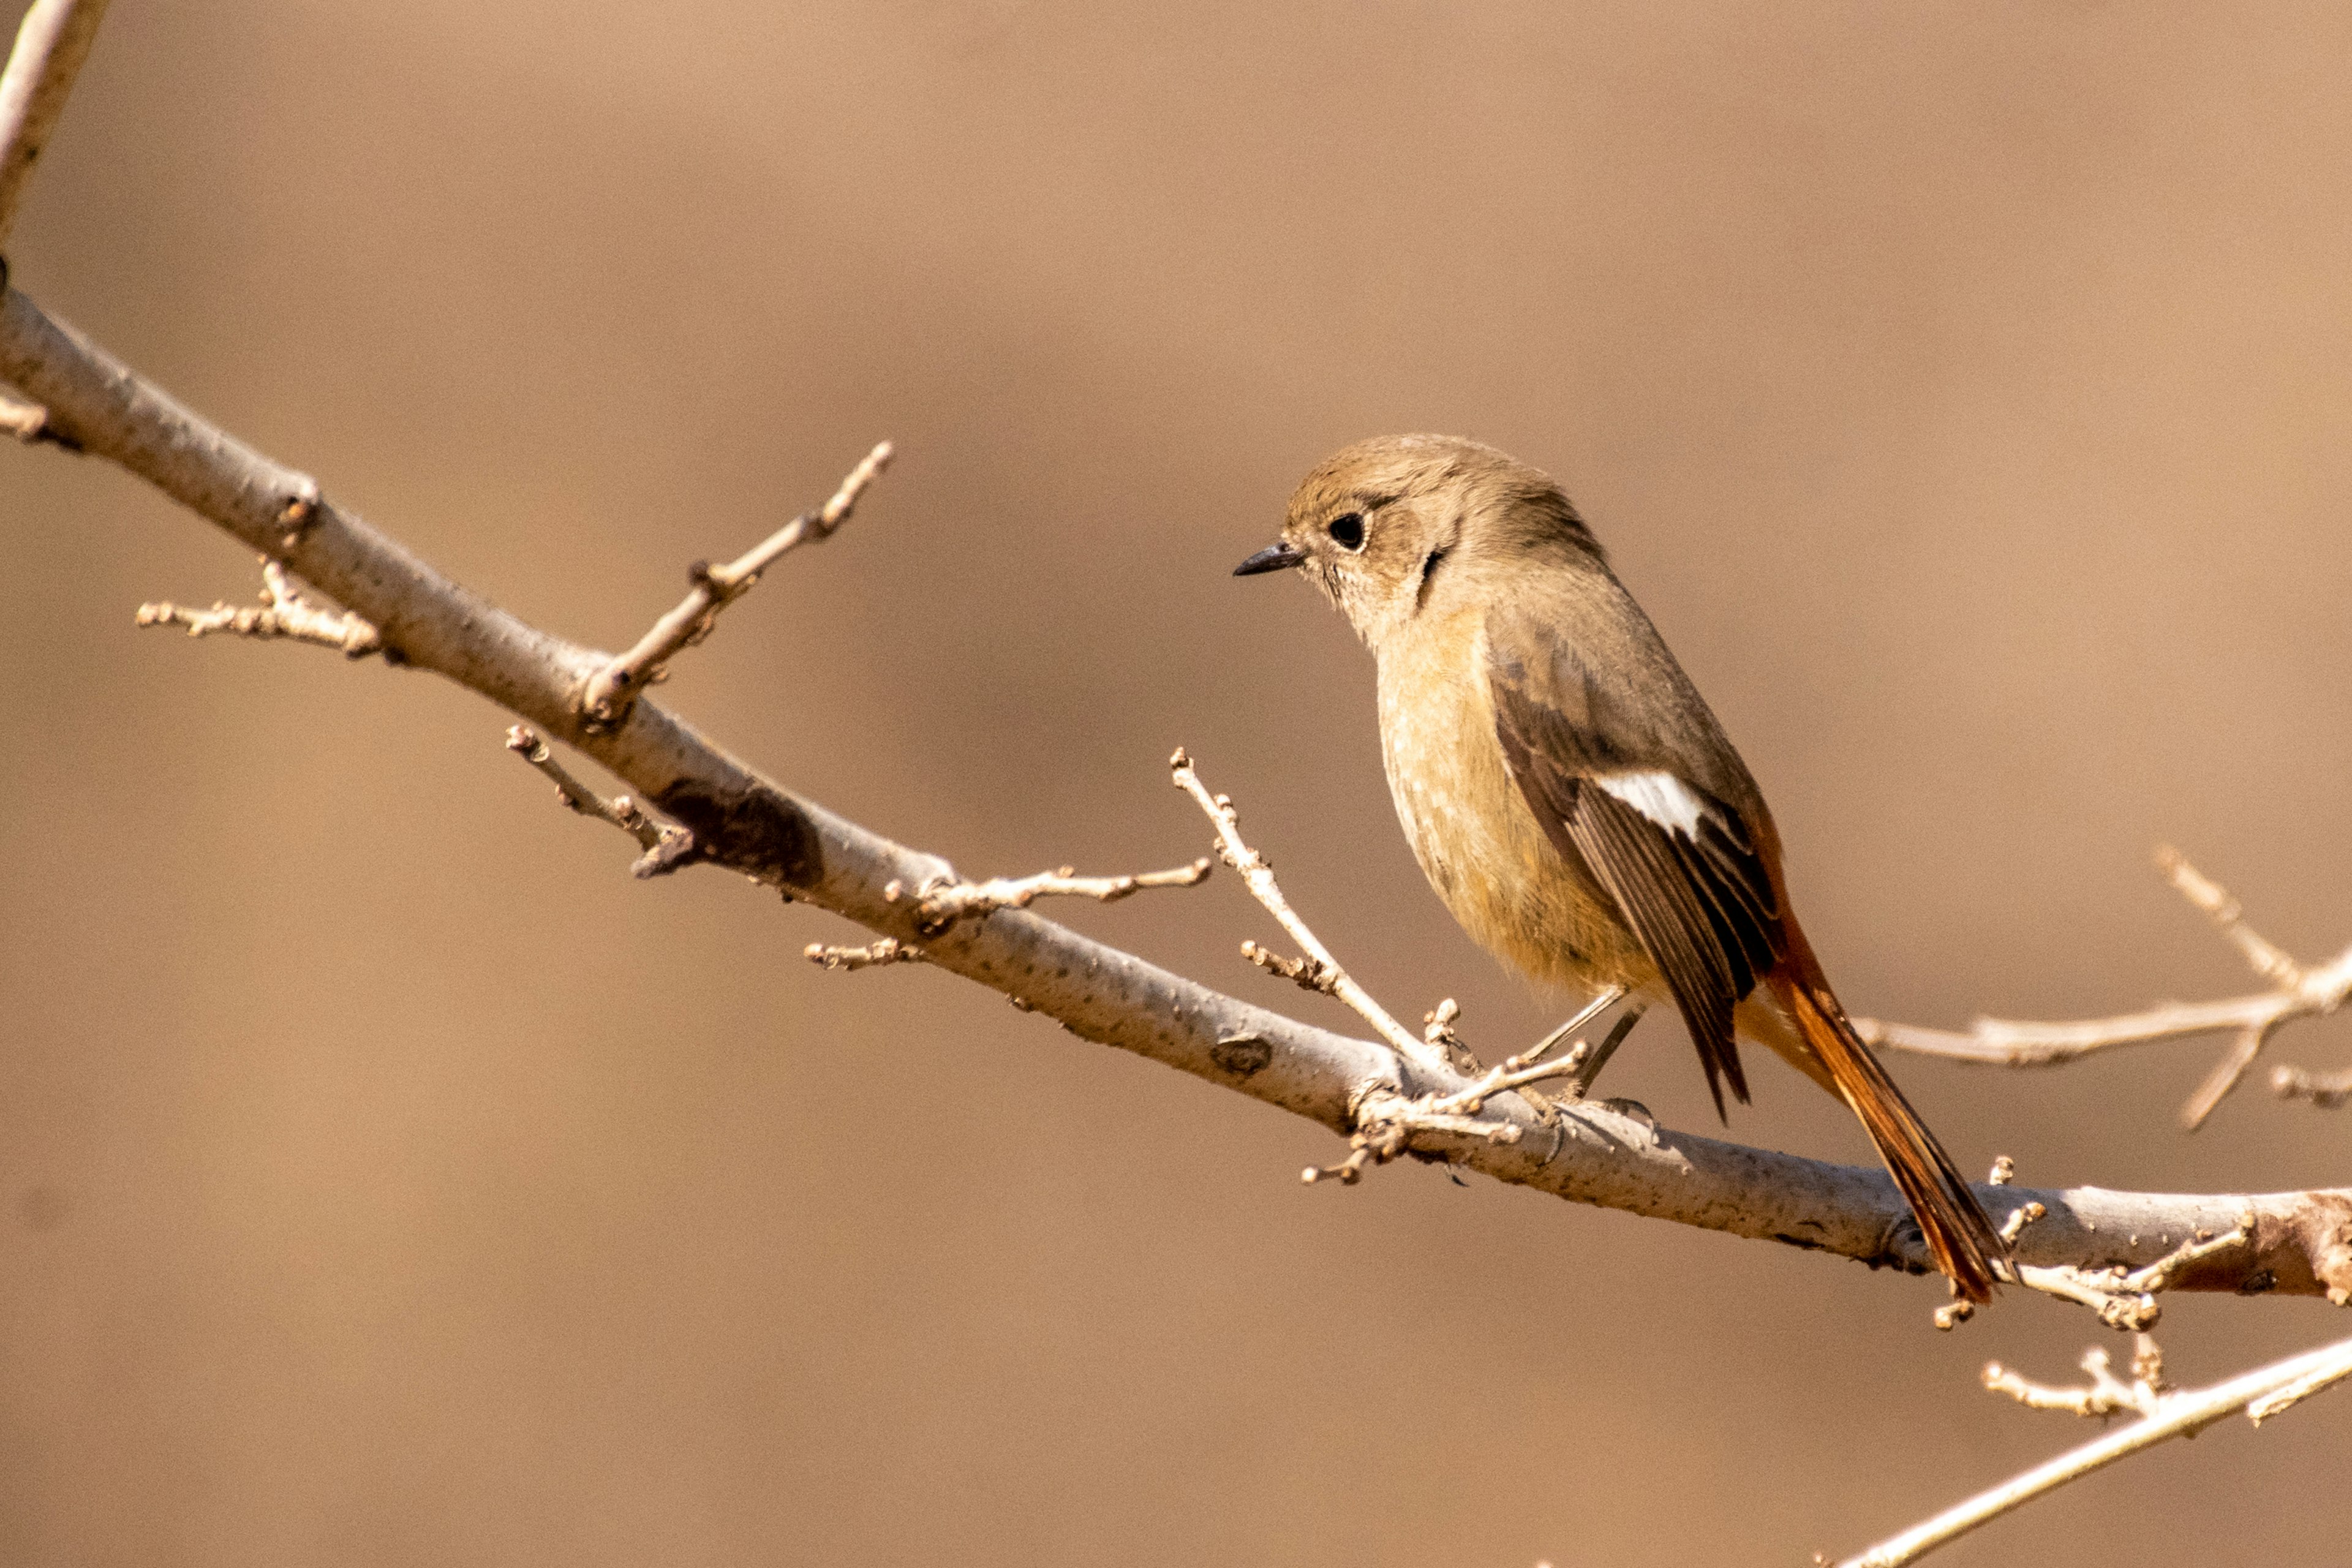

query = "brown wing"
[{"left": 1491, "top": 677, "right": 1784, "bottom": 1119}]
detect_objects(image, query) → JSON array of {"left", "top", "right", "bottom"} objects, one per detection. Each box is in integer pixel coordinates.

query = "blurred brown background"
[{"left": 4, "top": 2, "right": 2349, "bottom": 1562}]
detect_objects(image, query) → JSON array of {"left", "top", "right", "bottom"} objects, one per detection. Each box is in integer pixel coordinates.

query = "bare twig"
[
  {"left": 0, "top": 0, "right": 110, "bottom": 250},
  {"left": 7, "top": 208, "right": 2351, "bottom": 1304},
  {"left": 1858, "top": 847, "right": 2352, "bottom": 1129},
  {"left": 1419, "top": 994, "right": 1637, "bottom": 1118},
  {"left": 581, "top": 440, "right": 893, "bottom": 725},
  {"left": 1300, "top": 1086, "right": 1525, "bottom": 1185},
  {"left": 1834, "top": 1332, "right": 2352, "bottom": 1566},
  {"left": 2272, "top": 1061, "right": 2352, "bottom": 1110},
  {"left": 886, "top": 858, "right": 1210, "bottom": 938},
  {"left": 2004, "top": 1210, "right": 2257, "bottom": 1332},
  {"left": 1170, "top": 748, "right": 1453, "bottom": 1080},
  {"left": 494, "top": 719, "right": 687, "bottom": 879},
  {"left": 805, "top": 937, "right": 925, "bottom": 971},
  {"left": 135, "top": 557, "right": 381, "bottom": 657},
  {"left": 1983, "top": 1333, "right": 2167, "bottom": 1419},
  {"left": 2160, "top": 845, "right": 2303, "bottom": 986}
]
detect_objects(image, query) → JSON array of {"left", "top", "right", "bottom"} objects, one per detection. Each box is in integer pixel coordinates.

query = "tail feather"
[{"left": 1768, "top": 965, "right": 2005, "bottom": 1304}]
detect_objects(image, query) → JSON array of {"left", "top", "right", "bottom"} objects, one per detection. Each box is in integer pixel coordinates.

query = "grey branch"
[
  {"left": 1834, "top": 1331, "right": 2352, "bottom": 1566},
  {"left": 885, "top": 858, "right": 1212, "bottom": 937},
  {"left": 8, "top": 279, "right": 2351, "bottom": 1305},
  {"left": 1858, "top": 845, "right": 2352, "bottom": 1129},
  {"left": 135, "top": 557, "right": 382, "bottom": 657},
  {"left": 581, "top": 440, "right": 894, "bottom": 725},
  {"left": 4, "top": 227, "right": 2349, "bottom": 1308},
  {"left": 0, "top": 0, "right": 110, "bottom": 251}
]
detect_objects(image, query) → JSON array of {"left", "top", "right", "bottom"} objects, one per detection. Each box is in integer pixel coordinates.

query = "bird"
[{"left": 1234, "top": 433, "right": 2004, "bottom": 1302}]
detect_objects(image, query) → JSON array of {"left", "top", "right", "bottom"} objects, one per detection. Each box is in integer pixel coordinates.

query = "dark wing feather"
[{"left": 1491, "top": 678, "right": 1784, "bottom": 1120}]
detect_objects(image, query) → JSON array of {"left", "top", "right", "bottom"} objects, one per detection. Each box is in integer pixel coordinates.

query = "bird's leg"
[
  {"left": 1559, "top": 1003, "right": 1648, "bottom": 1100},
  {"left": 1479, "top": 987, "right": 1628, "bottom": 1118},
  {"left": 1517, "top": 986, "right": 1625, "bottom": 1069},
  {"left": 1422, "top": 987, "right": 1639, "bottom": 1120}
]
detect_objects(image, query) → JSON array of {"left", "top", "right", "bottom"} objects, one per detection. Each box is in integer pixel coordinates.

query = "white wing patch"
[{"left": 1595, "top": 770, "right": 1708, "bottom": 839}]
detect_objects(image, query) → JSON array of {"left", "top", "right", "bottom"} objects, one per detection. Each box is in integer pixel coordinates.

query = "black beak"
[{"left": 1233, "top": 540, "right": 1308, "bottom": 576}]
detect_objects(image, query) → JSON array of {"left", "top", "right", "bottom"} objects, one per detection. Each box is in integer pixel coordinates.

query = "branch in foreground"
[
  {"left": 7, "top": 270, "right": 2352, "bottom": 1305},
  {"left": 1859, "top": 846, "right": 2352, "bottom": 1129},
  {"left": 580, "top": 440, "right": 893, "bottom": 725},
  {"left": 135, "top": 556, "right": 382, "bottom": 657},
  {"left": 1833, "top": 1332, "right": 2352, "bottom": 1566}
]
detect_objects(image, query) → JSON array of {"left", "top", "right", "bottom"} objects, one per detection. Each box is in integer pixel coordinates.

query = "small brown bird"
[{"left": 1236, "top": 434, "right": 2004, "bottom": 1302}]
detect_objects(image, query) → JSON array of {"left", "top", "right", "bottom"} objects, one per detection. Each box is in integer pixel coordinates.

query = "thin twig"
[
  {"left": 0, "top": 0, "right": 110, "bottom": 251},
  {"left": 1982, "top": 1333, "right": 2167, "bottom": 1419},
  {"left": 581, "top": 441, "right": 893, "bottom": 724},
  {"left": 886, "top": 858, "right": 1211, "bottom": 937},
  {"left": 1858, "top": 847, "right": 2352, "bottom": 1129},
  {"left": 1422, "top": 997, "right": 1476, "bottom": 1072},
  {"left": 1300, "top": 1087, "right": 1526, "bottom": 1185},
  {"left": 1170, "top": 747, "right": 1453, "bottom": 1079},
  {"left": 2160, "top": 845, "right": 2303, "bottom": 987},
  {"left": 1418, "top": 995, "right": 1626, "bottom": 1118},
  {"left": 2005, "top": 1210, "right": 2256, "bottom": 1333},
  {"left": 503, "top": 725, "right": 698, "bottom": 876},
  {"left": 135, "top": 557, "right": 381, "bottom": 657},
  {"left": 505, "top": 725, "right": 667, "bottom": 851},
  {"left": 1834, "top": 1332, "right": 2352, "bottom": 1566}
]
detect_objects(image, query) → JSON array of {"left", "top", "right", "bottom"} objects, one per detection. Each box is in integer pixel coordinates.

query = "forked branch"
[
  {"left": 8, "top": 270, "right": 2349, "bottom": 1299},
  {"left": 8, "top": 18, "right": 2352, "bottom": 1568},
  {"left": 2003, "top": 1209, "right": 2260, "bottom": 1332},
  {"left": 1834, "top": 1332, "right": 2352, "bottom": 1566},
  {"left": 5, "top": 18, "right": 2349, "bottom": 1308},
  {"left": 1859, "top": 846, "right": 2352, "bottom": 1128},
  {"left": 1981, "top": 1333, "right": 2167, "bottom": 1419},
  {"left": 135, "top": 556, "right": 382, "bottom": 657}
]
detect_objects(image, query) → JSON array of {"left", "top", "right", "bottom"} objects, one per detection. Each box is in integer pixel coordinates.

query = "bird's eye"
[{"left": 1326, "top": 512, "right": 1366, "bottom": 551}]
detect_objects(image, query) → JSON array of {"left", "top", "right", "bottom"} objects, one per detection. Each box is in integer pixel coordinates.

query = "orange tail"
[{"left": 1766, "top": 945, "right": 2005, "bottom": 1304}]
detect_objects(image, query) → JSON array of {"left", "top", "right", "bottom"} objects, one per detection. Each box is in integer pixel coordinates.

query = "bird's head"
[{"left": 1236, "top": 432, "right": 1599, "bottom": 646}]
